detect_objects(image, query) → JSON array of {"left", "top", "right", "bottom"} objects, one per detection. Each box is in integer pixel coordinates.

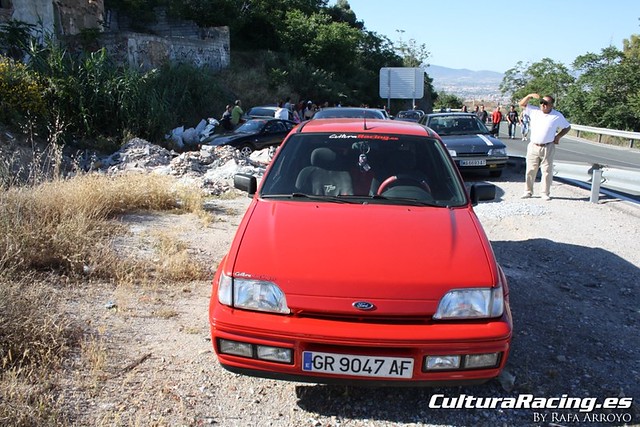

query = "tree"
[
  {"left": 500, "top": 58, "right": 575, "bottom": 108},
  {"left": 564, "top": 46, "right": 640, "bottom": 130},
  {"left": 394, "top": 31, "right": 430, "bottom": 68},
  {"left": 622, "top": 30, "right": 640, "bottom": 60},
  {"left": 433, "top": 92, "right": 464, "bottom": 110},
  {"left": 326, "top": 0, "right": 363, "bottom": 29}
]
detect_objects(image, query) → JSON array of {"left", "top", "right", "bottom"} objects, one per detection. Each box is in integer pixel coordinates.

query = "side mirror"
[
  {"left": 469, "top": 183, "right": 496, "bottom": 205},
  {"left": 234, "top": 173, "right": 257, "bottom": 196}
]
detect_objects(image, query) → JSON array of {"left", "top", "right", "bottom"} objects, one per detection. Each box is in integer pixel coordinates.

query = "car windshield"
[
  {"left": 236, "top": 120, "right": 265, "bottom": 133},
  {"left": 260, "top": 133, "right": 468, "bottom": 207},
  {"left": 427, "top": 115, "right": 490, "bottom": 136}
]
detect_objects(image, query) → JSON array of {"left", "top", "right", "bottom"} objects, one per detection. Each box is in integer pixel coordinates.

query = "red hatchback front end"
[{"left": 209, "top": 119, "right": 512, "bottom": 385}]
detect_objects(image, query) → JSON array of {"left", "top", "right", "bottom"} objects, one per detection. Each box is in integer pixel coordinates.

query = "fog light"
[
  {"left": 425, "top": 355, "right": 460, "bottom": 371},
  {"left": 219, "top": 339, "right": 253, "bottom": 357},
  {"left": 465, "top": 353, "right": 499, "bottom": 369},
  {"left": 256, "top": 345, "right": 292, "bottom": 363}
]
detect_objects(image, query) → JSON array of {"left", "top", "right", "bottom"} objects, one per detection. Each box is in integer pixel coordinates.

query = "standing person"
[
  {"left": 477, "top": 104, "right": 489, "bottom": 123},
  {"left": 520, "top": 111, "right": 530, "bottom": 141},
  {"left": 283, "top": 96, "right": 293, "bottom": 112},
  {"left": 506, "top": 105, "right": 519, "bottom": 139},
  {"left": 491, "top": 106, "right": 503, "bottom": 137},
  {"left": 275, "top": 101, "right": 290, "bottom": 120},
  {"left": 303, "top": 101, "right": 315, "bottom": 120},
  {"left": 220, "top": 104, "right": 233, "bottom": 131},
  {"left": 231, "top": 100, "right": 243, "bottom": 128},
  {"left": 518, "top": 93, "right": 571, "bottom": 201}
]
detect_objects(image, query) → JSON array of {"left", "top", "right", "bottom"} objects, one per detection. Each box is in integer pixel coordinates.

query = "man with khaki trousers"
[{"left": 518, "top": 93, "right": 571, "bottom": 200}]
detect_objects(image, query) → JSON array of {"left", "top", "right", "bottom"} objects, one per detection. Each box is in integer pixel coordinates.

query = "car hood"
[
  {"left": 209, "top": 133, "right": 248, "bottom": 146},
  {"left": 440, "top": 134, "right": 505, "bottom": 153},
  {"left": 227, "top": 200, "right": 498, "bottom": 317}
]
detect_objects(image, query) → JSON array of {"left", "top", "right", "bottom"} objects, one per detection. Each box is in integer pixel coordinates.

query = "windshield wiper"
[
  {"left": 261, "top": 193, "right": 357, "bottom": 203},
  {"left": 368, "top": 194, "right": 441, "bottom": 207}
]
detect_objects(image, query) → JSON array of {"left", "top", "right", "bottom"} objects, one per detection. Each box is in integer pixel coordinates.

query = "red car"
[{"left": 209, "top": 119, "right": 512, "bottom": 385}]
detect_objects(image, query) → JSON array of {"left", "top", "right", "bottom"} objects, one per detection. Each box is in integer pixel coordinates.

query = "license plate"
[
  {"left": 460, "top": 159, "right": 486, "bottom": 166},
  {"left": 302, "top": 351, "right": 414, "bottom": 378}
]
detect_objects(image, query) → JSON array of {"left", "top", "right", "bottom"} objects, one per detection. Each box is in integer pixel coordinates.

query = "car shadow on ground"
[{"left": 294, "top": 239, "right": 639, "bottom": 426}]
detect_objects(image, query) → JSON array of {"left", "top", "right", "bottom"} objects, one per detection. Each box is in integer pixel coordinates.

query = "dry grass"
[
  {"left": 0, "top": 173, "right": 206, "bottom": 276},
  {"left": 0, "top": 170, "right": 212, "bottom": 425},
  {"left": 0, "top": 273, "right": 78, "bottom": 426}
]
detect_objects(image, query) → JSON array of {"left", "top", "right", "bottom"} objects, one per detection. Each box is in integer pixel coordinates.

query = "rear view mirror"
[
  {"left": 469, "top": 183, "right": 496, "bottom": 205},
  {"left": 234, "top": 173, "right": 257, "bottom": 196}
]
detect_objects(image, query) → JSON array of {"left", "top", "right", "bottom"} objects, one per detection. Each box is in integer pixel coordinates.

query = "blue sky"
[{"left": 336, "top": 0, "right": 640, "bottom": 73}]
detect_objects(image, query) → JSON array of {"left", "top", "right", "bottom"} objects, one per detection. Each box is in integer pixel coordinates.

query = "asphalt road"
[{"left": 497, "top": 126, "right": 640, "bottom": 171}]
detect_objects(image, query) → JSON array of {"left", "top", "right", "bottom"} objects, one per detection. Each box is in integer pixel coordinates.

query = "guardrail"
[
  {"left": 571, "top": 124, "right": 640, "bottom": 149},
  {"left": 552, "top": 161, "right": 640, "bottom": 203}
]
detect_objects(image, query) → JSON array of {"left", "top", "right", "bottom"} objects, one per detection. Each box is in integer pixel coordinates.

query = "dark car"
[
  {"left": 243, "top": 105, "right": 278, "bottom": 120},
  {"left": 312, "top": 107, "right": 388, "bottom": 120},
  {"left": 396, "top": 110, "right": 425, "bottom": 122},
  {"left": 208, "top": 118, "right": 296, "bottom": 158},
  {"left": 419, "top": 113, "right": 508, "bottom": 177}
]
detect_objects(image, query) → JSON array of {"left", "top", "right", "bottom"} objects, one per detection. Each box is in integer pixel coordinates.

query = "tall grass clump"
[
  {"left": 23, "top": 38, "right": 227, "bottom": 145},
  {"left": 0, "top": 272, "right": 78, "bottom": 426},
  {"left": 0, "top": 173, "right": 205, "bottom": 276}
]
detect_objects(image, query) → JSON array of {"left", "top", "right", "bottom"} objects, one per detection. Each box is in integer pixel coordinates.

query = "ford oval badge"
[{"left": 353, "top": 301, "right": 375, "bottom": 311}]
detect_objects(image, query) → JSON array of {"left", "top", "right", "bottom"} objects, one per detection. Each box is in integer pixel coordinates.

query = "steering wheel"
[{"left": 376, "top": 174, "right": 431, "bottom": 196}]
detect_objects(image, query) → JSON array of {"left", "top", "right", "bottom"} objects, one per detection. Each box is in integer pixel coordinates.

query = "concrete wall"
[
  {"left": 8, "top": 0, "right": 54, "bottom": 34},
  {"left": 3, "top": 2, "right": 230, "bottom": 72},
  {"left": 6, "top": 0, "right": 102, "bottom": 36},
  {"left": 100, "top": 28, "right": 230, "bottom": 71}
]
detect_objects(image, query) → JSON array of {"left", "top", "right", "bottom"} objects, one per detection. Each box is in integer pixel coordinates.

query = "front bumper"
[{"left": 210, "top": 303, "right": 512, "bottom": 385}]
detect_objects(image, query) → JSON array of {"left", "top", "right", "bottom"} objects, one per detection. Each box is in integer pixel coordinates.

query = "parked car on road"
[
  {"left": 242, "top": 105, "right": 278, "bottom": 120},
  {"left": 207, "top": 118, "right": 296, "bottom": 157},
  {"left": 396, "top": 109, "right": 425, "bottom": 122},
  {"left": 209, "top": 118, "right": 512, "bottom": 386},
  {"left": 419, "top": 112, "right": 508, "bottom": 177},
  {"left": 312, "top": 107, "right": 389, "bottom": 120}
]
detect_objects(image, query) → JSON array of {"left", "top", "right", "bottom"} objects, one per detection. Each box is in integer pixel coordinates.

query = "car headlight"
[
  {"left": 433, "top": 286, "right": 504, "bottom": 319},
  {"left": 448, "top": 149, "right": 457, "bottom": 157},
  {"left": 488, "top": 148, "right": 507, "bottom": 156},
  {"left": 217, "top": 273, "right": 290, "bottom": 314}
]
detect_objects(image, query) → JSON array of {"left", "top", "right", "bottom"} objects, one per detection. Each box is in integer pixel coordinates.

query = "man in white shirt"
[
  {"left": 275, "top": 101, "right": 290, "bottom": 120},
  {"left": 518, "top": 93, "right": 571, "bottom": 200}
]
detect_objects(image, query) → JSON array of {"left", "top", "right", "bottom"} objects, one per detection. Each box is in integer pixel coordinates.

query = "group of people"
[
  {"left": 275, "top": 98, "right": 323, "bottom": 122},
  {"left": 220, "top": 98, "right": 334, "bottom": 131},
  {"left": 220, "top": 100, "right": 245, "bottom": 131},
  {"left": 473, "top": 104, "right": 531, "bottom": 140}
]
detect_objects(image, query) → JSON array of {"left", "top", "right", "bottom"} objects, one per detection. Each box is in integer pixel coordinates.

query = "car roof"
[
  {"left": 313, "top": 107, "right": 387, "bottom": 118},
  {"left": 426, "top": 112, "right": 477, "bottom": 118},
  {"left": 296, "top": 118, "right": 432, "bottom": 137}
]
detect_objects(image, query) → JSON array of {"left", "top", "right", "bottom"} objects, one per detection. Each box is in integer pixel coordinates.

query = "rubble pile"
[{"left": 100, "top": 138, "right": 269, "bottom": 196}]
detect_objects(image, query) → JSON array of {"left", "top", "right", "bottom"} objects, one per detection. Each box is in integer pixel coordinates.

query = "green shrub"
[{"left": 0, "top": 56, "right": 46, "bottom": 125}]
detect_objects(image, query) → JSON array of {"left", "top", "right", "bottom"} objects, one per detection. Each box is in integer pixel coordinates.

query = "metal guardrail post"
[{"left": 590, "top": 164, "right": 604, "bottom": 203}]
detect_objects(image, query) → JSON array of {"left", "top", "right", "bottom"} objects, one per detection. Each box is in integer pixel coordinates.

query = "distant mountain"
[{"left": 426, "top": 65, "right": 506, "bottom": 102}]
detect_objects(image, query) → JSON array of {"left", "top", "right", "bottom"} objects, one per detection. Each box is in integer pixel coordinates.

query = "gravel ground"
[{"left": 60, "top": 164, "right": 639, "bottom": 427}]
